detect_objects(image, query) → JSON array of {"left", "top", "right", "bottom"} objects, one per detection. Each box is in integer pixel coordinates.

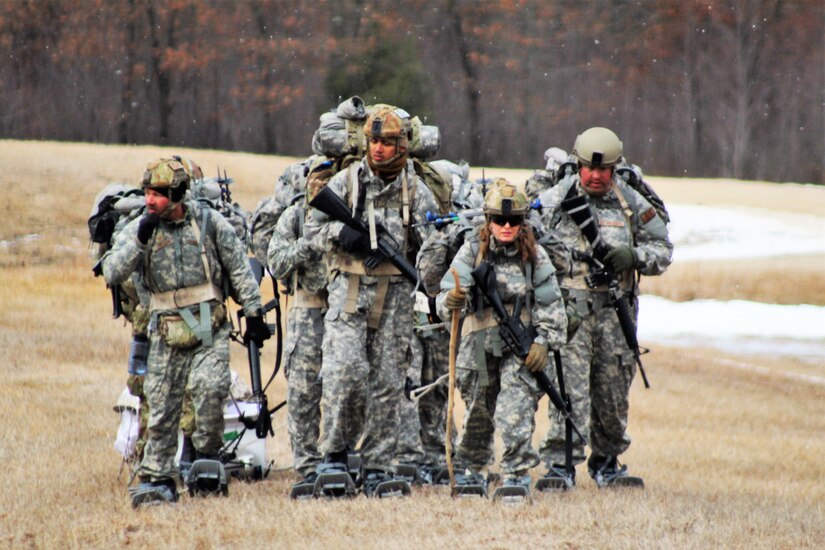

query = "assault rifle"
[
  {"left": 309, "top": 185, "right": 423, "bottom": 288},
  {"left": 560, "top": 192, "right": 651, "bottom": 388},
  {"left": 471, "top": 261, "right": 584, "bottom": 442}
]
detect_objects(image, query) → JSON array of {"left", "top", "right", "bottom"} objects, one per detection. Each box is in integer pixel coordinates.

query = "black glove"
[
  {"left": 338, "top": 225, "right": 371, "bottom": 255},
  {"left": 604, "top": 245, "right": 637, "bottom": 272},
  {"left": 136, "top": 213, "right": 160, "bottom": 245},
  {"left": 243, "top": 315, "right": 271, "bottom": 348},
  {"left": 363, "top": 248, "right": 388, "bottom": 270}
]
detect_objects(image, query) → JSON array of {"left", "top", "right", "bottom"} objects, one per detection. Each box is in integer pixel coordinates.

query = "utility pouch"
[{"left": 158, "top": 303, "right": 226, "bottom": 348}]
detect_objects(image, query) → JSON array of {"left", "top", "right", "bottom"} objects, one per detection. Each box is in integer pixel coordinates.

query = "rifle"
[
  {"left": 470, "top": 261, "right": 584, "bottom": 442},
  {"left": 416, "top": 199, "right": 544, "bottom": 229},
  {"left": 560, "top": 192, "right": 651, "bottom": 388},
  {"left": 309, "top": 185, "right": 423, "bottom": 288}
]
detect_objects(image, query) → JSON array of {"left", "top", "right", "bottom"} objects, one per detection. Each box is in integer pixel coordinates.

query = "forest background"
[{"left": 2, "top": 0, "right": 823, "bottom": 185}]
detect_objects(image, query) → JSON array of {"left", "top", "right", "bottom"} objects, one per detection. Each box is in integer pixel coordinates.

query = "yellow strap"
[
  {"left": 344, "top": 273, "right": 360, "bottom": 314},
  {"left": 461, "top": 305, "right": 531, "bottom": 337},
  {"left": 330, "top": 254, "right": 402, "bottom": 277},
  {"left": 367, "top": 276, "right": 390, "bottom": 329},
  {"left": 293, "top": 287, "right": 326, "bottom": 309},
  {"left": 150, "top": 282, "right": 223, "bottom": 312}
]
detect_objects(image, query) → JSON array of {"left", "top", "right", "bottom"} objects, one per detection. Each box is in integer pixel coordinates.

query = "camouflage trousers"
[
  {"left": 395, "top": 328, "right": 452, "bottom": 467},
  {"left": 284, "top": 305, "right": 324, "bottom": 478},
  {"left": 456, "top": 329, "right": 545, "bottom": 476},
  {"left": 139, "top": 322, "right": 231, "bottom": 482},
  {"left": 127, "top": 375, "right": 195, "bottom": 460},
  {"left": 539, "top": 298, "right": 637, "bottom": 466},
  {"left": 320, "top": 275, "right": 412, "bottom": 472}
]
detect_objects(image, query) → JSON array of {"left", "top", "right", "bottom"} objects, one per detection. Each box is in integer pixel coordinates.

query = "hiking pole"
[{"left": 446, "top": 268, "right": 461, "bottom": 498}]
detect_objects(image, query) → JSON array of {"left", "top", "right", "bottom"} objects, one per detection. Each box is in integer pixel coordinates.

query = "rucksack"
[
  {"left": 311, "top": 96, "right": 367, "bottom": 159},
  {"left": 615, "top": 163, "right": 670, "bottom": 224}
]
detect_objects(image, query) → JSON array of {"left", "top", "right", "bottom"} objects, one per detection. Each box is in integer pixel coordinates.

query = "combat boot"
[{"left": 130, "top": 478, "right": 178, "bottom": 509}]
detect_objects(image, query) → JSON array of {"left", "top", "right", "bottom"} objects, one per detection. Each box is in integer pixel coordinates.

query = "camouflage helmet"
[
  {"left": 173, "top": 155, "right": 204, "bottom": 182},
  {"left": 483, "top": 178, "right": 529, "bottom": 216},
  {"left": 141, "top": 157, "right": 190, "bottom": 202},
  {"left": 572, "top": 127, "right": 623, "bottom": 167},
  {"left": 364, "top": 105, "right": 412, "bottom": 149}
]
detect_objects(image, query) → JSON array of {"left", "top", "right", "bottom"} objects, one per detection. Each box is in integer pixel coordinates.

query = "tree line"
[{"left": 1, "top": 0, "right": 822, "bottom": 184}]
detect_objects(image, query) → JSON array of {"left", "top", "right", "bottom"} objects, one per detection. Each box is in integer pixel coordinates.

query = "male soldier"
[
  {"left": 103, "top": 158, "right": 270, "bottom": 507},
  {"left": 537, "top": 128, "right": 672, "bottom": 489},
  {"left": 525, "top": 147, "right": 570, "bottom": 201},
  {"left": 267, "top": 159, "right": 360, "bottom": 497},
  {"left": 304, "top": 105, "right": 438, "bottom": 497}
]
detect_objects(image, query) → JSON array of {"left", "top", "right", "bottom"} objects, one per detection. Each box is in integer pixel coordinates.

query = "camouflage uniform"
[
  {"left": 103, "top": 199, "right": 262, "bottom": 483},
  {"left": 267, "top": 202, "right": 337, "bottom": 478},
  {"left": 436, "top": 227, "right": 567, "bottom": 477},
  {"left": 537, "top": 174, "right": 672, "bottom": 468},
  {"left": 304, "top": 157, "right": 438, "bottom": 475},
  {"left": 399, "top": 210, "right": 484, "bottom": 471}
]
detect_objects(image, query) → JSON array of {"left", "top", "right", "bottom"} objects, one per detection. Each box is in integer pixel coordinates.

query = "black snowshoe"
[
  {"left": 493, "top": 474, "right": 532, "bottom": 505},
  {"left": 588, "top": 455, "right": 644, "bottom": 489},
  {"left": 186, "top": 458, "right": 229, "bottom": 497},
  {"left": 535, "top": 464, "right": 576, "bottom": 493}
]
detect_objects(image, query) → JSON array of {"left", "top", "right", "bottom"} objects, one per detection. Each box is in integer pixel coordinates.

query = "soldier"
[
  {"left": 436, "top": 179, "right": 567, "bottom": 494},
  {"left": 525, "top": 147, "right": 570, "bottom": 201},
  {"left": 267, "top": 159, "right": 361, "bottom": 497},
  {"left": 304, "top": 105, "right": 438, "bottom": 497},
  {"left": 537, "top": 127, "right": 672, "bottom": 488},
  {"left": 103, "top": 158, "right": 270, "bottom": 507}
]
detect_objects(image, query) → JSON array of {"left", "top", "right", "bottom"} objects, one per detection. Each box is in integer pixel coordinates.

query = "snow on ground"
[{"left": 640, "top": 204, "right": 825, "bottom": 363}]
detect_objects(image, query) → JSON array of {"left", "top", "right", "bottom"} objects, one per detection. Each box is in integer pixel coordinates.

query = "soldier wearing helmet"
[
  {"left": 102, "top": 158, "right": 270, "bottom": 508},
  {"left": 302, "top": 104, "right": 439, "bottom": 498},
  {"left": 536, "top": 128, "right": 673, "bottom": 490},
  {"left": 435, "top": 178, "right": 567, "bottom": 495}
]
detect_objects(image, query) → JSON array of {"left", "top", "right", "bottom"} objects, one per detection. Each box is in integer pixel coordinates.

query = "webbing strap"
[
  {"left": 344, "top": 273, "right": 360, "bottom": 314},
  {"left": 178, "top": 301, "right": 213, "bottom": 347},
  {"left": 367, "top": 276, "right": 390, "bottom": 329}
]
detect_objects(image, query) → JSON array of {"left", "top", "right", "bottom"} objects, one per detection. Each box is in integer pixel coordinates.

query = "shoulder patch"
[{"left": 640, "top": 207, "right": 656, "bottom": 224}]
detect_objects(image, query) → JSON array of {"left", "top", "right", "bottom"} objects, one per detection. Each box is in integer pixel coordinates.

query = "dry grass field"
[{"left": 1, "top": 141, "right": 823, "bottom": 549}]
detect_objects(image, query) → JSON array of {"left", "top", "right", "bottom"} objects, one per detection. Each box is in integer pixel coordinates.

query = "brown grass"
[{"left": 1, "top": 141, "right": 823, "bottom": 548}]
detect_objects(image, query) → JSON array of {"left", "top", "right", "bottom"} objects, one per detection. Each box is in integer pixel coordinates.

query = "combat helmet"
[
  {"left": 483, "top": 178, "right": 529, "bottom": 217},
  {"left": 572, "top": 127, "right": 623, "bottom": 167},
  {"left": 364, "top": 105, "right": 413, "bottom": 174},
  {"left": 172, "top": 155, "right": 204, "bottom": 183},
  {"left": 141, "top": 157, "right": 190, "bottom": 203}
]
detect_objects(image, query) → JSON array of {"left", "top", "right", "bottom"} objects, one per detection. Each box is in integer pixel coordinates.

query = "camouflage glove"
[
  {"left": 338, "top": 225, "right": 371, "bottom": 255},
  {"left": 604, "top": 245, "right": 637, "bottom": 272},
  {"left": 565, "top": 302, "right": 582, "bottom": 343},
  {"left": 243, "top": 314, "right": 271, "bottom": 348},
  {"left": 445, "top": 287, "right": 467, "bottom": 310},
  {"left": 136, "top": 213, "right": 160, "bottom": 245},
  {"left": 524, "top": 342, "right": 549, "bottom": 373}
]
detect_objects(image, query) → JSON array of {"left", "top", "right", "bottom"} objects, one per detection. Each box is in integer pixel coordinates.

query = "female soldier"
[{"left": 436, "top": 178, "right": 567, "bottom": 493}]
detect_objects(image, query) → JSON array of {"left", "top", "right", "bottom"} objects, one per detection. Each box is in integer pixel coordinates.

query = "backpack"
[
  {"left": 615, "top": 163, "right": 670, "bottom": 224},
  {"left": 311, "top": 96, "right": 367, "bottom": 158}
]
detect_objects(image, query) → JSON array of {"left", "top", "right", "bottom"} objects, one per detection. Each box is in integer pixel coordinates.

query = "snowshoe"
[
  {"left": 430, "top": 466, "right": 451, "bottom": 486},
  {"left": 588, "top": 455, "right": 644, "bottom": 489},
  {"left": 453, "top": 471, "right": 488, "bottom": 498},
  {"left": 363, "top": 471, "right": 411, "bottom": 499},
  {"left": 393, "top": 464, "right": 420, "bottom": 485},
  {"left": 493, "top": 475, "right": 532, "bottom": 505},
  {"left": 130, "top": 480, "right": 178, "bottom": 509},
  {"left": 313, "top": 462, "right": 356, "bottom": 499},
  {"left": 347, "top": 451, "right": 361, "bottom": 481},
  {"left": 186, "top": 459, "right": 229, "bottom": 497},
  {"left": 289, "top": 472, "right": 318, "bottom": 500},
  {"left": 535, "top": 464, "right": 575, "bottom": 493}
]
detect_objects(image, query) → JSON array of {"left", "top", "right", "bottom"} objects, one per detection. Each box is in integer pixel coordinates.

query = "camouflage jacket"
[
  {"left": 267, "top": 202, "right": 327, "bottom": 296},
  {"left": 102, "top": 199, "right": 262, "bottom": 317},
  {"left": 538, "top": 175, "right": 672, "bottom": 293},
  {"left": 436, "top": 229, "right": 567, "bottom": 351},
  {"left": 304, "top": 157, "right": 438, "bottom": 285}
]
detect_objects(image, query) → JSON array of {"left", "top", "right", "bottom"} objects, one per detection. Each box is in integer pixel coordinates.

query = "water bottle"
[{"left": 128, "top": 334, "right": 149, "bottom": 375}]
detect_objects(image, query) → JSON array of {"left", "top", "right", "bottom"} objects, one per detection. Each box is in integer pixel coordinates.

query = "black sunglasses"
[{"left": 489, "top": 214, "right": 524, "bottom": 226}]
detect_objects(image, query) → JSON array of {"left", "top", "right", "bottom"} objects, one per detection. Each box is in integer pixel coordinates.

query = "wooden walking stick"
[{"left": 446, "top": 268, "right": 461, "bottom": 497}]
